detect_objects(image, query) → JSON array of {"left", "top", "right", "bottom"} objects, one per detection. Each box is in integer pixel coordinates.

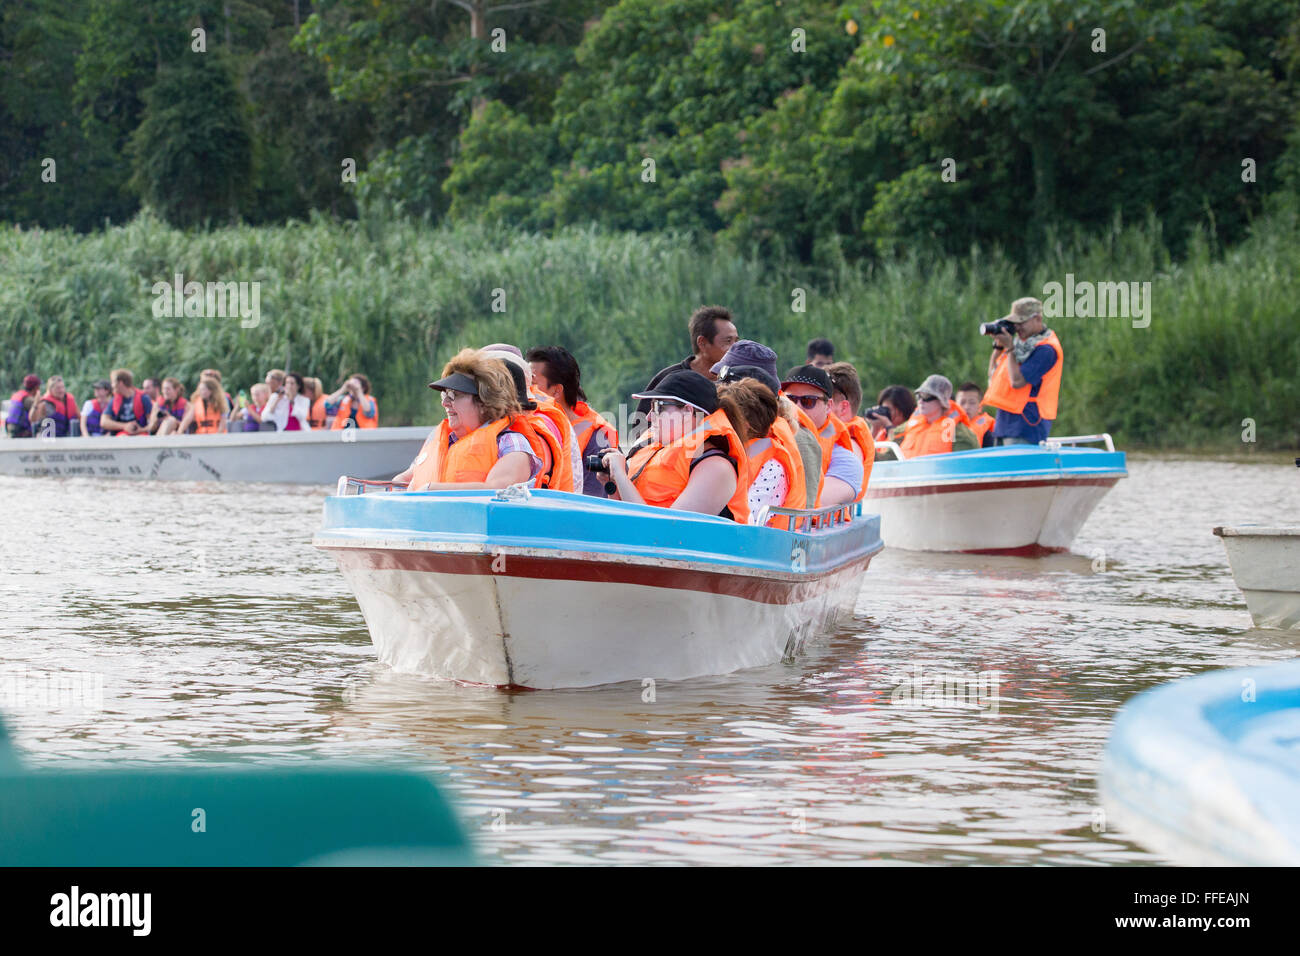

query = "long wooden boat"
[
  {"left": 1101, "top": 660, "right": 1300, "bottom": 865},
  {"left": 313, "top": 483, "right": 883, "bottom": 689},
  {"left": 1213, "top": 524, "right": 1300, "bottom": 630},
  {"left": 864, "top": 435, "right": 1127, "bottom": 554},
  {"left": 0, "top": 426, "right": 428, "bottom": 484}
]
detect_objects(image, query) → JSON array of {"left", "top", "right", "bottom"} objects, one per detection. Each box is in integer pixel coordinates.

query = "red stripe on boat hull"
[
  {"left": 959, "top": 543, "right": 1066, "bottom": 557},
  {"left": 326, "top": 547, "right": 876, "bottom": 606},
  {"left": 866, "top": 476, "right": 1120, "bottom": 499}
]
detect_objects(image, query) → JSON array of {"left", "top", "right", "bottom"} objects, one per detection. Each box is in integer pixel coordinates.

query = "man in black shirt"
[{"left": 630, "top": 305, "right": 738, "bottom": 443}]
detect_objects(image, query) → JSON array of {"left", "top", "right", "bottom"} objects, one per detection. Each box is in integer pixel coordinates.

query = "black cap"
[
  {"left": 717, "top": 364, "right": 780, "bottom": 396},
  {"left": 781, "top": 364, "right": 833, "bottom": 398},
  {"left": 492, "top": 358, "right": 536, "bottom": 410},
  {"left": 632, "top": 370, "right": 718, "bottom": 415},
  {"left": 428, "top": 371, "right": 479, "bottom": 395}
]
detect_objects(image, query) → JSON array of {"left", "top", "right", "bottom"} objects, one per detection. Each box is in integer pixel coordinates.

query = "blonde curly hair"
[{"left": 440, "top": 348, "right": 521, "bottom": 424}]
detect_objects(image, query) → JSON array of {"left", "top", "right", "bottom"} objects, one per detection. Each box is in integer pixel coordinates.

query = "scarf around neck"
[{"left": 1012, "top": 328, "right": 1050, "bottom": 364}]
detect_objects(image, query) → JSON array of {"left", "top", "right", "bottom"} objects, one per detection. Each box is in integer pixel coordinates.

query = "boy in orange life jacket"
[
  {"left": 781, "top": 364, "right": 860, "bottom": 507},
  {"left": 598, "top": 370, "right": 749, "bottom": 521},
  {"left": 825, "top": 361, "right": 876, "bottom": 499},
  {"left": 983, "top": 296, "right": 1063, "bottom": 445},
  {"left": 896, "top": 374, "right": 978, "bottom": 458},
  {"left": 956, "top": 381, "right": 996, "bottom": 448}
]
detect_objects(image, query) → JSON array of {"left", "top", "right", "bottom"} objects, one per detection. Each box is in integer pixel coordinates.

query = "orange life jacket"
[
  {"left": 529, "top": 391, "right": 579, "bottom": 492},
  {"left": 516, "top": 409, "right": 571, "bottom": 492},
  {"left": 569, "top": 400, "right": 618, "bottom": 455},
  {"left": 898, "top": 401, "right": 971, "bottom": 458},
  {"left": 791, "top": 406, "right": 828, "bottom": 504},
  {"left": 330, "top": 394, "right": 379, "bottom": 429},
  {"left": 308, "top": 395, "right": 327, "bottom": 429},
  {"left": 768, "top": 416, "right": 807, "bottom": 512},
  {"left": 745, "top": 429, "right": 805, "bottom": 527},
  {"left": 798, "top": 407, "right": 854, "bottom": 506},
  {"left": 984, "top": 329, "right": 1063, "bottom": 422},
  {"left": 840, "top": 415, "right": 876, "bottom": 503},
  {"left": 409, "top": 415, "right": 563, "bottom": 490},
  {"left": 626, "top": 409, "right": 749, "bottom": 523},
  {"left": 970, "top": 412, "right": 996, "bottom": 445},
  {"left": 193, "top": 396, "right": 224, "bottom": 434}
]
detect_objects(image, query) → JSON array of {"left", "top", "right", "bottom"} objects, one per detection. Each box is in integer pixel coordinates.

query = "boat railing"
[
  {"left": 874, "top": 440, "right": 905, "bottom": 461},
  {"left": 1040, "top": 433, "right": 1115, "bottom": 452},
  {"left": 336, "top": 476, "right": 410, "bottom": 496},
  {"left": 760, "top": 501, "right": 857, "bottom": 533}
]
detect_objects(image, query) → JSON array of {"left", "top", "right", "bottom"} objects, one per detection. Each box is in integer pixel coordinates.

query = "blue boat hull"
[{"left": 314, "top": 489, "right": 883, "bottom": 688}]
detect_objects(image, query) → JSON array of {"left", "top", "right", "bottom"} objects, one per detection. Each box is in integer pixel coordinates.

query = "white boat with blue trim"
[
  {"left": 0, "top": 426, "right": 428, "bottom": 484},
  {"left": 1102, "top": 660, "right": 1300, "bottom": 865},
  {"left": 866, "top": 434, "right": 1127, "bottom": 554},
  {"left": 313, "top": 483, "right": 883, "bottom": 689}
]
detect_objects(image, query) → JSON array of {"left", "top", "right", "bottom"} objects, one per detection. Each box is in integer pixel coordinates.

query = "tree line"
[{"left": 3, "top": 0, "right": 1298, "bottom": 265}]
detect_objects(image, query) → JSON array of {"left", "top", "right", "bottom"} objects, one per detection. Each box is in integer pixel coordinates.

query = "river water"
[{"left": 2, "top": 454, "right": 1296, "bottom": 865}]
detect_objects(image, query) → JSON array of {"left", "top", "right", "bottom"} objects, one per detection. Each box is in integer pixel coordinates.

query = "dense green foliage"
[
  {"left": 1, "top": 0, "right": 368, "bottom": 229},
  {"left": 1, "top": 1, "right": 1296, "bottom": 453},
  {"left": 3, "top": 209, "right": 1296, "bottom": 448},
  {"left": 4, "top": 0, "right": 1298, "bottom": 259}
]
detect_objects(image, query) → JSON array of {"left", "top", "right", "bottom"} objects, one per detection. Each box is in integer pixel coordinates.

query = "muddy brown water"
[{"left": 2, "top": 454, "right": 1296, "bottom": 864}]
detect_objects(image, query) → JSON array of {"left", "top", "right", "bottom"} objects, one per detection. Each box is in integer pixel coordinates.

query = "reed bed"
[{"left": 2, "top": 207, "right": 1296, "bottom": 449}]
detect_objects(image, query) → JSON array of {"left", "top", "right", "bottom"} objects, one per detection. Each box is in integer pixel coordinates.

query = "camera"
[
  {"left": 584, "top": 454, "right": 608, "bottom": 472},
  {"left": 979, "top": 319, "right": 1018, "bottom": 337},
  {"left": 865, "top": 405, "right": 892, "bottom": 422}
]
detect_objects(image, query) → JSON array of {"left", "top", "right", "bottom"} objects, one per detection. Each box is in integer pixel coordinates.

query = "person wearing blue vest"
[{"left": 100, "top": 369, "right": 152, "bottom": 436}]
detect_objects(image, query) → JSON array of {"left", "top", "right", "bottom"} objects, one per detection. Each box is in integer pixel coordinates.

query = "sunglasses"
[
  {"left": 789, "top": 394, "right": 827, "bottom": 410},
  {"left": 442, "top": 388, "right": 471, "bottom": 404},
  {"left": 917, "top": 394, "right": 941, "bottom": 404},
  {"left": 651, "top": 399, "right": 688, "bottom": 415}
]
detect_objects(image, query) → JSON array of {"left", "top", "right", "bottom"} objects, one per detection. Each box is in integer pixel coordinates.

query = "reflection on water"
[{"left": 3, "top": 456, "right": 1297, "bottom": 864}]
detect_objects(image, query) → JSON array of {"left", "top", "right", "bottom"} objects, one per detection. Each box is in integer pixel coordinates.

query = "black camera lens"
[{"left": 584, "top": 454, "right": 608, "bottom": 472}]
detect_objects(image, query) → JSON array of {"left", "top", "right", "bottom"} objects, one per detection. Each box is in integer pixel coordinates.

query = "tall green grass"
[{"left": 2, "top": 207, "right": 1296, "bottom": 449}]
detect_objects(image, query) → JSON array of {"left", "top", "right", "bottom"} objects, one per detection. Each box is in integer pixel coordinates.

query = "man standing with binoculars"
[{"left": 981, "top": 297, "right": 1063, "bottom": 446}]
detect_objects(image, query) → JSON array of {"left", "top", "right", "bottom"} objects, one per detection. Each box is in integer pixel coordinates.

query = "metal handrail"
[
  {"left": 875, "top": 440, "right": 905, "bottom": 460},
  {"left": 763, "top": 501, "right": 857, "bottom": 533},
  {"left": 1039, "top": 433, "right": 1115, "bottom": 452},
  {"left": 336, "top": 476, "right": 410, "bottom": 496}
]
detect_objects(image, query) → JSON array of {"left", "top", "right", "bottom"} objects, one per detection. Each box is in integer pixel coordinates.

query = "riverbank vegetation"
[{"left": 3, "top": 206, "right": 1296, "bottom": 449}]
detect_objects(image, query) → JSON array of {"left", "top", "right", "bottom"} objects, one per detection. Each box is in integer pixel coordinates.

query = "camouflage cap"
[{"left": 1000, "top": 297, "right": 1043, "bottom": 324}]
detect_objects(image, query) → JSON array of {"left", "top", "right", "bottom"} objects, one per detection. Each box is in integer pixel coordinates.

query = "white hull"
[
  {"left": 866, "top": 478, "right": 1116, "bottom": 554},
  {"left": 1214, "top": 526, "right": 1300, "bottom": 629},
  {"left": 328, "top": 545, "right": 869, "bottom": 688},
  {"left": 0, "top": 427, "right": 428, "bottom": 484}
]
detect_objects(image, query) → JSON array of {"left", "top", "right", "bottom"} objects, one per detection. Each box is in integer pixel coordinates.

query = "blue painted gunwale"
[
  {"left": 869, "top": 444, "right": 1128, "bottom": 488},
  {"left": 1103, "top": 660, "right": 1300, "bottom": 862},
  {"left": 317, "top": 489, "right": 883, "bottom": 577}
]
